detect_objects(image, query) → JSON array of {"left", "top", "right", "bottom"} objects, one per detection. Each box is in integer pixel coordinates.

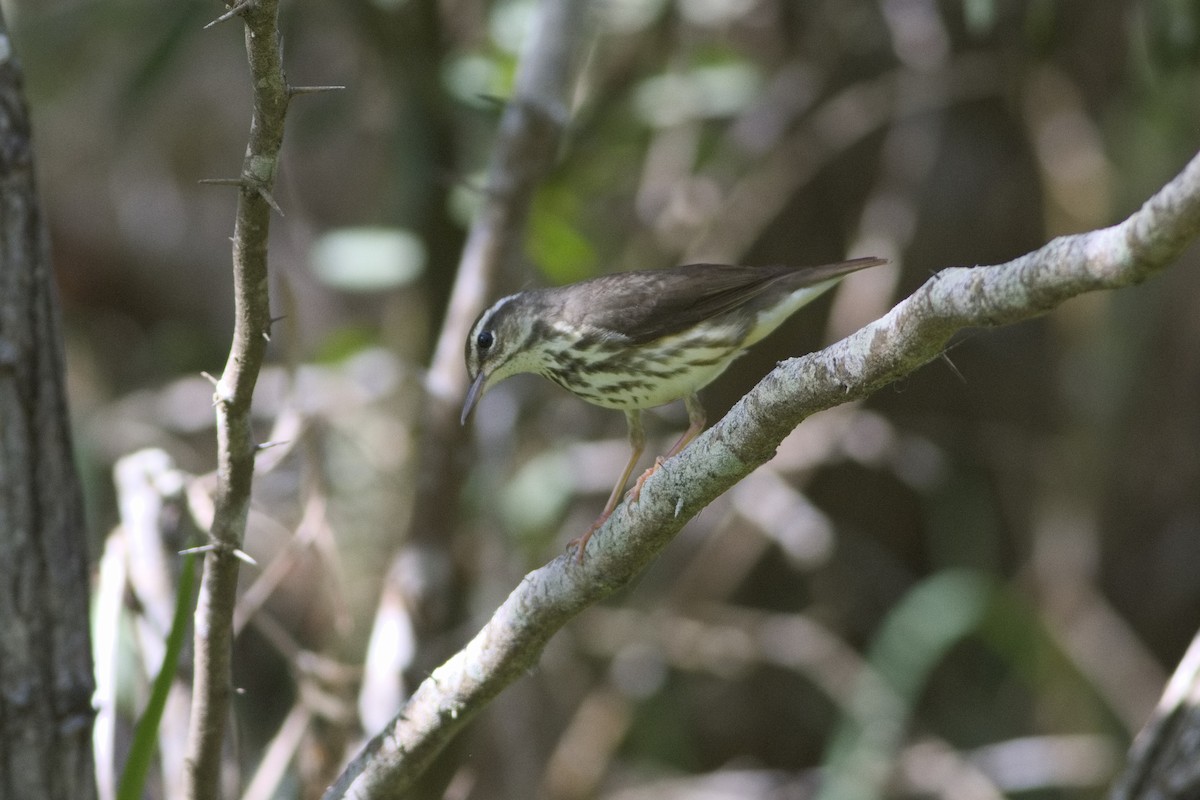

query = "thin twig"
[
  {"left": 183, "top": 0, "right": 293, "bottom": 797},
  {"left": 324, "top": 147, "right": 1200, "bottom": 798}
]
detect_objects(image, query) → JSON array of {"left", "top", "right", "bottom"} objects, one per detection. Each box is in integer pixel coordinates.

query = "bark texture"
[{"left": 0, "top": 23, "right": 96, "bottom": 800}]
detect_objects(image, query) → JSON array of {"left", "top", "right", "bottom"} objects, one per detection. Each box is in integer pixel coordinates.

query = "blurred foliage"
[{"left": 11, "top": 0, "right": 1200, "bottom": 797}]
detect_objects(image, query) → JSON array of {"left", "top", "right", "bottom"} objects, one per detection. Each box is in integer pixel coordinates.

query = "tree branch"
[
  {"left": 320, "top": 139, "right": 1200, "bottom": 800},
  {"left": 185, "top": 1, "right": 290, "bottom": 797}
]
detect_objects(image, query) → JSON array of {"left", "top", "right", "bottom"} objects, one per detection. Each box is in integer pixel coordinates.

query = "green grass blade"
[{"left": 117, "top": 551, "right": 197, "bottom": 800}]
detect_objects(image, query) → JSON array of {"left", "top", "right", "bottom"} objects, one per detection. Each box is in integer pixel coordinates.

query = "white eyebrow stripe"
[{"left": 477, "top": 294, "right": 516, "bottom": 330}]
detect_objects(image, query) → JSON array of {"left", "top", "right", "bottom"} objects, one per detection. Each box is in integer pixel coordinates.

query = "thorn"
[
  {"left": 201, "top": 179, "right": 281, "bottom": 208},
  {"left": 201, "top": 371, "right": 219, "bottom": 386},
  {"left": 256, "top": 440, "right": 288, "bottom": 452},
  {"left": 256, "top": 186, "right": 284, "bottom": 216},
  {"left": 232, "top": 548, "right": 258, "bottom": 566},
  {"left": 262, "top": 313, "right": 286, "bottom": 343},
  {"left": 178, "top": 543, "right": 257, "bottom": 566},
  {"left": 204, "top": 0, "right": 252, "bottom": 29},
  {"left": 288, "top": 84, "right": 347, "bottom": 96},
  {"left": 940, "top": 351, "right": 967, "bottom": 384},
  {"left": 674, "top": 497, "right": 684, "bottom": 518}
]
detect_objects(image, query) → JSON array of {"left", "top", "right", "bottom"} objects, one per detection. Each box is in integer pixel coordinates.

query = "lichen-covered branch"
[
  {"left": 184, "top": 2, "right": 290, "bottom": 797},
  {"left": 324, "top": 147, "right": 1200, "bottom": 798}
]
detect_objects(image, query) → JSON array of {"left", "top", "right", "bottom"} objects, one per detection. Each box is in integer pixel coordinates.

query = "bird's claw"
[
  {"left": 629, "top": 456, "right": 665, "bottom": 504},
  {"left": 567, "top": 512, "right": 610, "bottom": 564},
  {"left": 570, "top": 454, "right": 669, "bottom": 564}
]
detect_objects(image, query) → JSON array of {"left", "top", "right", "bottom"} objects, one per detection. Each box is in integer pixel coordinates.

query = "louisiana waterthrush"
[{"left": 462, "top": 256, "right": 886, "bottom": 560}]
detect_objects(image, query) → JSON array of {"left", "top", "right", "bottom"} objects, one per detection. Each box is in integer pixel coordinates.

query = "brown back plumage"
[{"left": 539, "top": 258, "right": 884, "bottom": 344}]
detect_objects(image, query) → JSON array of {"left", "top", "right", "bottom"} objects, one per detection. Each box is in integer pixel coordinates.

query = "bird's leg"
[
  {"left": 630, "top": 393, "right": 706, "bottom": 503},
  {"left": 568, "top": 410, "right": 645, "bottom": 562}
]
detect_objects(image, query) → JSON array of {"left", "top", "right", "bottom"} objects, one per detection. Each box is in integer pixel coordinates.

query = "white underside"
[{"left": 584, "top": 339, "right": 743, "bottom": 410}]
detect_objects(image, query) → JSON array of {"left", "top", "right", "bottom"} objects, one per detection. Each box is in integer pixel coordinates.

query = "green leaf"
[
  {"left": 818, "top": 571, "right": 994, "bottom": 800},
  {"left": 529, "top": 188, "right": 597, "bottom": 284}
]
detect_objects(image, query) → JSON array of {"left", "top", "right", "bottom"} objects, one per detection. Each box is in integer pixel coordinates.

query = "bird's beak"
[{"left": 461, "top": 370, "right": 489, "bottom": 426}]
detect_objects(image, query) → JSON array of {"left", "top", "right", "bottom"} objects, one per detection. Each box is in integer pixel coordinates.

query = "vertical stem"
[{"left": 184, "top": 2, "right": 290, "bottom": 797}]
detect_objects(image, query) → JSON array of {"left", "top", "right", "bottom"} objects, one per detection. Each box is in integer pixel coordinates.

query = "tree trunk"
[{"left": 0, "top": 21, "right": 97, "bottom": 800}]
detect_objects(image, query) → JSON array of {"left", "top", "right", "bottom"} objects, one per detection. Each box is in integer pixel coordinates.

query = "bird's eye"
[{"left": 476, "top": 330, "right": 494, "bottom": 351}]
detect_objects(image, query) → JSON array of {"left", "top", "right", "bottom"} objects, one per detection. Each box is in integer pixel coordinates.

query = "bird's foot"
[
  {"left": 567, "top": 512, "right": 610, "bottom": 564},
  {"left": 629, "top": 456, "right": 666, "bottom": 504},
  {"left": 570, "top": 454, "right": 666, "bottom": 563}
]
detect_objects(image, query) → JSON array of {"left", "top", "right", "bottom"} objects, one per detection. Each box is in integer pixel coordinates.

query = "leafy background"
[{"left": 9, "top": 0, "right": 1200, "bottom": 797}]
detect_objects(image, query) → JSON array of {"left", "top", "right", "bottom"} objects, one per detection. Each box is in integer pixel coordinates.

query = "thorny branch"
[{"left": 185, "top": 1, "right": 295, "bottom": 797}]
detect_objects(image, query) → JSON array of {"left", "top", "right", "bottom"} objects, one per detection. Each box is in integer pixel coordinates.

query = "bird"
[{"left": 461, "top": 256, "right": 887, "bottom": 561}]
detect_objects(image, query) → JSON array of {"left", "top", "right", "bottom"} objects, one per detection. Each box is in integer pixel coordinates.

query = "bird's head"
[{"left": 461, "top": 293, "right": 549, "bottom": 425}]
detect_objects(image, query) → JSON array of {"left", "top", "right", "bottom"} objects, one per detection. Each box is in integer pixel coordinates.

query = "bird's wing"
[{"left": 555, "top": 259, "right": 881, "bottom": 345}]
